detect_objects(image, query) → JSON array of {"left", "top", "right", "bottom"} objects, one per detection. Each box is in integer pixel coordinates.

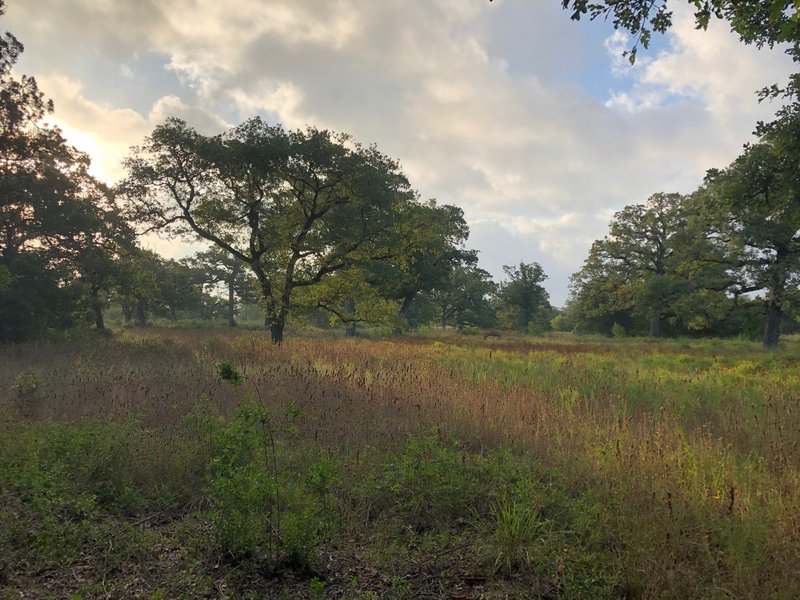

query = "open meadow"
[{"left": 1, "top": 330, "right": 799, "bottom": 599}]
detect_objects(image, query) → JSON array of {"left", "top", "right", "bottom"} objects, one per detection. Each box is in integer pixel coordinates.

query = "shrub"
[
  {"left": 10, "top": 368, "right": 44, "bottom": 418},
  {"left": 207, "top": 398, "right": 336, "bottom": 571}
]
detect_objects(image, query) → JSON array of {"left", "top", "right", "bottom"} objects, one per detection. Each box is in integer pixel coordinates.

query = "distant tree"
[
  {"left": 427, "top": 262, "right": 497, "bottom": 331},
  {"left": 115, "top": 249, "right": 161, "bottom": 327},
  {"left": 112, "top": 252, "right": 208, "bottom": 326},
  {"left": 497, "top": 262, "right": 550, "bottom": 332},
  {"left": 308, "top": 201, "right": 471, "bottom": 337},
  {"left": 188, "top": 247, "right": 255, "bottom": 327},
  {"left": 300, "top": 266, "right": 405, "bottom": 335},
  {"left": 568, "top": 193, "right": 693, "bottom": 337},
  {"left": 0, "top": 265, "right": 9, "bottom": 292},
  {"left": 667, "top": 285, "right": 765, "bottom": 338},
  {"left": 73, "top": 206, "right": 136, "bottom": 332},
  {"left": 567, "top": 244, "right": 636, "bottom": 335},
  {"left": 122, "top": 118, "right": 413, "bottom": 343},
  {"left": 401, "top": 292, "right": 439, "bottom": 331},
  {"left": 362, "top": 200, "right": 472, "bottom": 333},
  {"left": 154, "top": 258, "right": 204, "bottom": 322},
  {"left": 550, "top": 310, "right": 572, "bottom": 332}
]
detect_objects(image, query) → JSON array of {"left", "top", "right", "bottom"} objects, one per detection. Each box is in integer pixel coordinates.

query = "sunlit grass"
[{"left": 1, "top": 330, "right": 798, "bottom": 597}]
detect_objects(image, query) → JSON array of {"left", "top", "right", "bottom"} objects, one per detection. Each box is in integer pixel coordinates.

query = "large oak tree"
[
  {"left": 121, "top": 117, "right": 414, "bottom": 342},
  {"left": 699, "top": 118, "right": 800, "bottom": 348},
  {"left": 569, "top": 193, "right": 691, "bottom": 337}
]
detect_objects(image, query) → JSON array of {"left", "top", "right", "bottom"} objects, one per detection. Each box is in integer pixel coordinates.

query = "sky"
[{"left": 5, "top": 0, "right": 796, "bottom": 306}]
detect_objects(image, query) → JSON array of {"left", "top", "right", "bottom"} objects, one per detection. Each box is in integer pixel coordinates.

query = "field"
[{"left": 1, "top": 331, "right": 799, "bottom": 599}]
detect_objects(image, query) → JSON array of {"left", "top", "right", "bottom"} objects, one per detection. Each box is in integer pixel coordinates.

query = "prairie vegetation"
[{"left": 2, "top": 330, "right": 799, "bottom": 598}]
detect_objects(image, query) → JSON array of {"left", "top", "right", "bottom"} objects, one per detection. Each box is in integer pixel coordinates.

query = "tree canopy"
[
  {"left": 427, "top": 262, "right": 497, "bottom": 331},
  {"left": 188, "top": 247, "right": 255, "bottom": 327},
  {"left": 567, "top": 111, "right": 800, "bottom": 347},
  {"left": 697, "top": 115, "right": 800, "bottom": 347},
  {"left": 560, "top": 0, "right": 800, "bottom": 63},
  {"left": 497, "top": 262, "right": 551, "bottom": 332},
  {"left": 569, "top": 193, "right": 694, "bottom": 337},
  {"left": 121, "top": 117, "right": 418, "bottom": 342},
  {"left": 360, "top": 200, "right": 473, "bottom": 331}
]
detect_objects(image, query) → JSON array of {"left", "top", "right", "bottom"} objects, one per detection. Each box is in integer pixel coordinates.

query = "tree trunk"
[
  {"left": 520, "top": 306, "right": 531, "bottom": 331},
  {"left": 344, "top": 297, "right": 356, "bottom": 337},
  {"left": 441, "top": 310, "right": 448, "bottom": 330},
  {"left": 227, "top": 278, "right": 236, "bottom": 327},
  {"left": 90, "top": 287, "right": 105, "bottom": 332},
  {"left": 267, "top": 306, "right": 289, "bottom": 344},
  {"left": 394, "top": 293, "right": 415, "bottom": 336},
  {"left": 121, "top": 300, "right": 133, "bottom": 324},
  {"left": 255, "top": 266, "right": 287, "bottom": 343},
  {"left": 649, "top": 310, "right": 661, "bottom": 338},
  {"left": 763, "top": 297, "right": 782, "bottom": 349},
  {"left": 136, "top": 300, "right": 147, "bottom": 327},
  {"left": 95, "top": 307, "right": 105, "bottom": 332}
]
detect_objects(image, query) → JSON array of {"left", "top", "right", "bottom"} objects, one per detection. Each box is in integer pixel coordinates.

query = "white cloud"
[
  {"left": 35, "top": 74, "right": 150, "bottom": 182},
  {"left": 604, "top": 5, "right": 793, "bottom": 129},
  {"left": 228, "top": 80, "right": 310, "bottom": 130},
  {"left": 5, "top": 0, "right": 796, "bottom": 304},
  {"left": 603, "top": 31, "right": 649, "bottom": 77},
  {"left": 34, "top": 76, "right": 229, "bottom": 183}
]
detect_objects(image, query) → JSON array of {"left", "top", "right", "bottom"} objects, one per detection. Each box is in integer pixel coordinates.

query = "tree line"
[
  {"left": 556, "top": 0, "right": 800, "bottom": 349},
  {"left": 563, "top": 160, "right": 800, "bottom": 348}
]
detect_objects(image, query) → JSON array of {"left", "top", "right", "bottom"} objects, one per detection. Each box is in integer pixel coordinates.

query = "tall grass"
[{"left": 1, "top": 330, "right": 798, "bottom": 597}]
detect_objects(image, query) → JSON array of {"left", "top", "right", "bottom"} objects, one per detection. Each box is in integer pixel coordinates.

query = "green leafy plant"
[
  {"left": 217, "top": 361, "right": 244, "bottom": 386},
  {"left": 213, "top": 361, "right": 337, "bottom": 571},
  {"left": 309, "top": 577, "right": 326, "bottom": 598},
  {"left": 215, "top": 362, "right": 280, "bottom": 564},
  {"left": 207, "top": 399, "right": 336, "bottom": 571}
]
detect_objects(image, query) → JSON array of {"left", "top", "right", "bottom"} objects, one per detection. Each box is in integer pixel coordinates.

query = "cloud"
[
  {"left": 604, "top": 5, "right": 793, "bottom": 130},
  {"left": 5, "top": 0, "right": 796, "bottom": 304},
  {"left": 35, "top": 74, "right": 150, "bottom": 182},
  {"left": 148, "top": 95, "right": 230, "bottom": 135},
  {"left": 467, "top": 211, "right": 609, "bottom": 306},
  {"left": 34, "top": 76, "right": 229, "bottom": 183}
]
